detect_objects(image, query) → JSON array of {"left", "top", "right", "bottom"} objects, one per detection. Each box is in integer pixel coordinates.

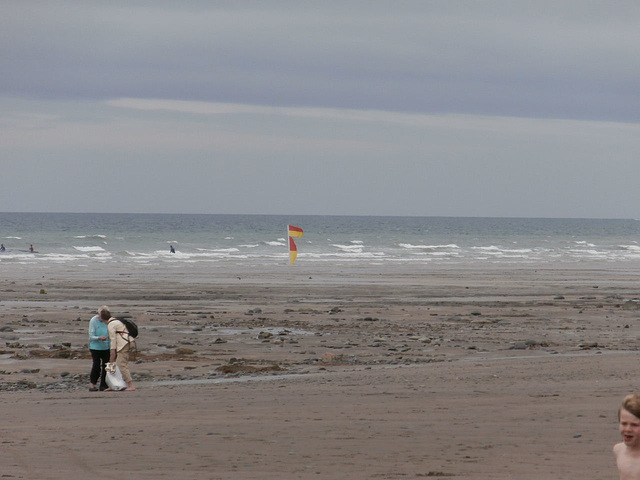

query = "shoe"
[{"left": 89, "top": 386, "right": 98, "bottom": 391}]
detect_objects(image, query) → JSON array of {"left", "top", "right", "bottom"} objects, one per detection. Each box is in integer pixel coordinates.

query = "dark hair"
[{"left": 98, "top": 305, "right": 111, "bottom": 321}]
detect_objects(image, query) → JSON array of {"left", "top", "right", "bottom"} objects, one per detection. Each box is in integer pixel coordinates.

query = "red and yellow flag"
[
  {"left": 288, "top": 225, "right": 304, "bottom": 238},
  {"left": 288, "top": 225, "right": 303, "bottom": 264},
  {"left": 289, "top": 236, "right": 298, "bottom": 265}
]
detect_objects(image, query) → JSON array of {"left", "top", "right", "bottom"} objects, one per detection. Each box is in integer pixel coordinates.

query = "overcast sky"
[{"left": 2, "top": 1, "right": 639, "bottom": 218}]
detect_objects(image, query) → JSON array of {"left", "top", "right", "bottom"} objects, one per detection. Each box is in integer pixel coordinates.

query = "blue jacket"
[{"left": 88, "top": 315, "right": 110, "bottom": 350}]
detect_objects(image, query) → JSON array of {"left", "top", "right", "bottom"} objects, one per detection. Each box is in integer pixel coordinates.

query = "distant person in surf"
[
  {"left": 170, "top": 245, "right": 175, "bottom": 254},
  {"left": 0, "top": 244, "right": 5, "bottom": 251},
  {"left": 29, "top": 244, "right": 34, "bottom": 252}
]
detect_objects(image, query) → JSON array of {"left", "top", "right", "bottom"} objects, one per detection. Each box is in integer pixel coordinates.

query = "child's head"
[
  {"left": 619, "top": 395, "right": 640, "bottom": 449},
  {"left": 620, "top": 394, "right": 640, "bottom": 420}
]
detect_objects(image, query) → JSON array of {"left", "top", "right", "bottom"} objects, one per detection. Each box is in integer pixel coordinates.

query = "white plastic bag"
[{"left": 105, "top": 362, "right": 127, "bottom": 391}]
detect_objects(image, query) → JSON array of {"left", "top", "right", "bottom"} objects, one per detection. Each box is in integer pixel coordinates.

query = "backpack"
[{"left": 119, "top": 318, "right": 138, "bottom": 338}]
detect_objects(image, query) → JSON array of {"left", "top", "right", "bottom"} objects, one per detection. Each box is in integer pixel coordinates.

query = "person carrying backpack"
[{"left": 107, "top": 314, "right": 137, "bottom": 391}]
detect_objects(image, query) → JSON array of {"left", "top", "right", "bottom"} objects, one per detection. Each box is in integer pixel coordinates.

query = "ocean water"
[{"left": 1, "top": 212, "right": 640, "bottom": 268}]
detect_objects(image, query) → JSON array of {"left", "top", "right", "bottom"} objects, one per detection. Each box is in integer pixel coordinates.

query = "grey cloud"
[
  {"left": 2, "top": 1, "right": 640, "bottom": 120},
  {"left": 3, "top": 1, "right": 640, "bottom": 217}
]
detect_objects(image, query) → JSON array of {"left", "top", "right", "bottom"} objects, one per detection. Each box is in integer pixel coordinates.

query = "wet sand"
[{"left": 1, "top": 262, "right": 639, "bottom": 478}]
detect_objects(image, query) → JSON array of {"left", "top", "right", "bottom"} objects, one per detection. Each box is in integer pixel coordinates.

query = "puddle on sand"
[
  {"left": 143, "top": 371, "right": 313, "bottom": 387},
  {"left": 174, "top": 327, "right": 317, "bottom": 336},
  {"left": 0, "top": 354, "right": 18, "bottom": 366}
]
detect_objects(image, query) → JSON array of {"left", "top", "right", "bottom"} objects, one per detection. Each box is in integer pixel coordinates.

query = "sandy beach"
[{"left": 1, "top": 262, "right": 639, "bottom": 479}]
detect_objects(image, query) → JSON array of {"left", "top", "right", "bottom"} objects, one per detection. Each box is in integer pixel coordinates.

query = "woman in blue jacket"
[{"left": 88, "top": 306, "right": 111, "bottom": 391}]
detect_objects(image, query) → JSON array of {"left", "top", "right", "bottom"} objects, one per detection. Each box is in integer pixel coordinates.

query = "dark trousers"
[{"left": 90, "top": 349, "right": 110, "bottom": 390}]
